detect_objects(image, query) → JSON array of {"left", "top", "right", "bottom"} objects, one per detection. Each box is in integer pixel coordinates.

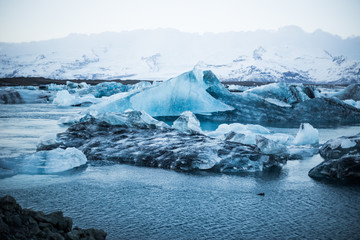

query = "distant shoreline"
[
  {"left": 0, "top": 77, "right": 150, "bottom": 86},
  {"left": 0, "top": 77, "right": 348, "bottom": 88}
]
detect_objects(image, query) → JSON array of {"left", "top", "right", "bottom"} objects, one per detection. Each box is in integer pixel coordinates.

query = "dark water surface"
[{"left": 0, "top": 104, "right": 360, "bottom": 240}]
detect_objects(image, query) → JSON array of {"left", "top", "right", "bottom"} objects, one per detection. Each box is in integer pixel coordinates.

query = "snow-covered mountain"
[{"left": 0, "top": 26, "right": 359, "bottom": 83}]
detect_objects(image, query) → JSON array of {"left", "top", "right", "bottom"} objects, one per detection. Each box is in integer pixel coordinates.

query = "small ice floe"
[{"left": 19, "top": 148, "right": 87, "bottom": 174}]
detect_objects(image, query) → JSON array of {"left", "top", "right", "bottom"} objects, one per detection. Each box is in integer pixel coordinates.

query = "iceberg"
[
  {"left": 200, "top": 84, "right": 360, "bottom": 127},
  {"left": 39, "top": 110, "right": 286, "bottom": 173},
  {"left": 190, "top": 71, "right": 360, "bottom": 127},
  {"left": 309, "top": 133, "right": 360, "bottom": 182},
  {"left": 90, "top": 69, "right": 233, "bottom": 116}
]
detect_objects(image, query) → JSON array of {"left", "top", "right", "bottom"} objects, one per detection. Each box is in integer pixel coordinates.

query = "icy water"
[{"left": 1, "top": 104, "right": 360, "bottom": 240}]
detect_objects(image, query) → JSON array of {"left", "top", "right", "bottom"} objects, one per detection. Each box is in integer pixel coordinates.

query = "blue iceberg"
[{"left": 90, "top": 69, "right": 233, "bottom": 116}]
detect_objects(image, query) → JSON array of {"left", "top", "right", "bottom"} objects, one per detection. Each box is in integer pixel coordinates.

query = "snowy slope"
[{"left": 0, "top": 26, "right": 359, "bottom": 83}]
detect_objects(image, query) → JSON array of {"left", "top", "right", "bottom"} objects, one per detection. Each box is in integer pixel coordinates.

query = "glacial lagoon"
[
  {"left": 0, "top": 102, "right": 359, "bottom": 239},
  {"left": 1, "top": 70, "right": 360, "bottom": 239}
]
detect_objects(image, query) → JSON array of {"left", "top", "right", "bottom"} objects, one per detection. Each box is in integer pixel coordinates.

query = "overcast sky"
[{"left": 0, "top": 0, "right": 359, "bottom": 42}]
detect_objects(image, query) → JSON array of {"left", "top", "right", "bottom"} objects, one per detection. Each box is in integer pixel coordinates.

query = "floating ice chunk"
[
  {"left": 266, "top": 133, "right": 294, "bottom": 145},
  {"left": 207, "top": 123, "right": 270, "bottom": 145},
  {"left": 78, "top": 82, "right": 89, "bottom": 89},
  {"left": 53, "top": 90, "right": 100, "bottom": 107},
  {"left": 308, "top": 156, "right": 360, "bottom": 182},
  {"left": 310, "top": 132, "right": 360, "bottom": 182},
  {"left": 293, "top": 123, "right": 319, "bottom": 145},
  {"left": 46, "top": 83, "right": 66, "bottom": 91},
  {"left": 226, "top": 85, "right": 250, "bottom": 92},
  {"left": 19, "top": 148, "right": 87, "bottom": 174},
  {"left": 66, "top": 81, "right": 79, "bottom": 89},
  {"left": 334, "top": 84, "right": 360, "bottom": 101},
  {"left": 256, "top": 135, "right": 289, "bottom": 156},
  {"left": 0, "top": 88, "right": 52, "bottom": 104},
  {"left": 78, "top": 82, "right": 129, "bottom": 98},
  {"left": 130, "top": 81, "right": 152, "bottom": 92},
  {"left": 344, "top": 99, "right": 360, "bottom": 109},
  {"left": 340, "top": 139, "right": 357, "bottom": 149},
  {"left": 288, "top": 146, "right": 319, "bottom": 159},
  {"left": 90, "top": 69, "right": 233, "bottom": 116},
  {"left": 53, "top": 90, "right": 76, "bottom": 106},
  {"left": 320, "top": 133, "right": 360, "bottom": 159},
  {"left": 214, "top": 123, "right": 270, "bottom": 135},
  {"left": 58, "top": 115, "right": 83, "bottom": 126},
  {"left": 172, "top": 111, "right": 202, "bottom": 134}
]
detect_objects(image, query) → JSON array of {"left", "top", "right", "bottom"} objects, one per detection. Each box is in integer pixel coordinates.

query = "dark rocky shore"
[{"left": 0, "top": 195, "right": 106, "bottom": 240}]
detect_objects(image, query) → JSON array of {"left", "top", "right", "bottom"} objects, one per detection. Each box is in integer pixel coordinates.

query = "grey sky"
[{"left": 0, "top": 0, "right": 359, "bottom": 42}]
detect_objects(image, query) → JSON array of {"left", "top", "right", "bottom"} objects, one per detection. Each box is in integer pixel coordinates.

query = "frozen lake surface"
[{"left": 0, "top": 104, "right": 360, "bottom": 239}]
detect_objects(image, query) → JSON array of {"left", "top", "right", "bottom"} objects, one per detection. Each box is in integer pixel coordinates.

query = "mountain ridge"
[{"left": 1, "top": 26, "right": 359, "bottom": 83}]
